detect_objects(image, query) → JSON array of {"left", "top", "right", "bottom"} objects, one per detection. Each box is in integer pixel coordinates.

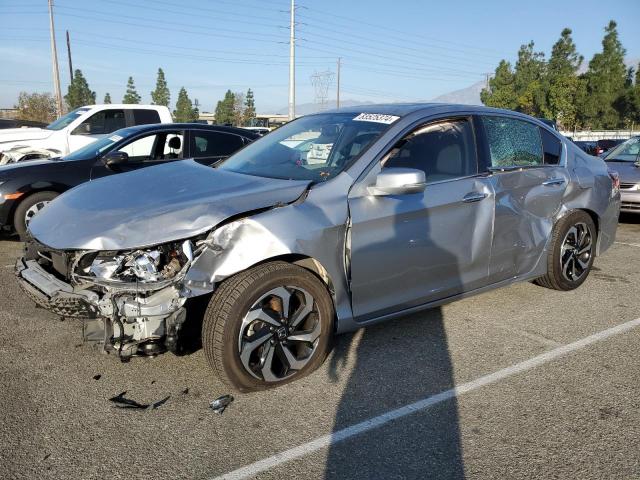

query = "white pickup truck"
[{"left": 0, "top": 104, "right": 173, "bottom": 163}]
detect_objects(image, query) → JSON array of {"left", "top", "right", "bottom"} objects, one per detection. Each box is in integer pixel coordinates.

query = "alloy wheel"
[
  {"left": 238, "top": 286, "right": 320, "bottom": 382},
  {"left": 24, "top": 201, "right": 50, "bottom": 227},
  {"left": 560, "top": 222, "right": 592, "bottom": 282}
]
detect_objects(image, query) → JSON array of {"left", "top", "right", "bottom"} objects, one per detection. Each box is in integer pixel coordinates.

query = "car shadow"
[{"left": 324, "top": 306, "right": 464, "bottom": 479}]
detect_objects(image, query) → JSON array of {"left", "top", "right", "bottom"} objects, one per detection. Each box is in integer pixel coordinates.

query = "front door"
[
  {"left": 90, "top": 131, "right": 184, "bottom": 180},
  {"left": 348, "top": 117, "right": 495, "bottom": 320}
]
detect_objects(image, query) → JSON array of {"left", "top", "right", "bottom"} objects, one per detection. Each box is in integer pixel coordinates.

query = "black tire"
[
  {"left": 14, "top": 191, "right": 59, "bottom": 240},
  {"left": 202, "top": 261, "right": 335, "bottom": 392},
  {"left": 535, "top": 211, "right": 596, "bottom": 291}
]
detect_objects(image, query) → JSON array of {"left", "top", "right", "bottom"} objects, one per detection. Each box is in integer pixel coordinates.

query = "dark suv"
[{"left": 0, "top": 123, "right": 259, "bottom": 237}]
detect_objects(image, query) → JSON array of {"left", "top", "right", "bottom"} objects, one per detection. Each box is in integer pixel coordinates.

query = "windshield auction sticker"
[{"left": 353, "top": 113, "right": 400, "bottom": 124}]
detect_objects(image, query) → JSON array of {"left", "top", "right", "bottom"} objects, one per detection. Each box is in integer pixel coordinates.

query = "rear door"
[
  {"left": 348, "top": 116, "right": 495, "bottom": 320},
  {"left": 187, "top": 129, "right": 248, "bottom": 166},
  {"left": 478, "top": 115, "right": 568, "bottom": 282}
]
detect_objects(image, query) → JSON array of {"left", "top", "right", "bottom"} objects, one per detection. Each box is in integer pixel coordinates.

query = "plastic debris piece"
[
  {"left": 93, "top": 374, "right": 101, "bottom": 380},
  {"left": 109, "top": 391, "right": 169, "bottom": 410},
  {"left": 182, "top": 388, "right": 189, "bottom": 395},
  {"left": 210, "top": 394, "right": 234, "bottom": 414}
]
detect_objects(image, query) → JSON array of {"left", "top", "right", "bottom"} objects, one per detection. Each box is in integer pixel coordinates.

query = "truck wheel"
[
  {"left": 202, "top": 261, "right": 334, "bottom": 392},
  {"left": 14, "top": 191, "right": 59, "bottom": 240},
  {"left": 535, "top": 211, "right": 596, "bottom": 291}
]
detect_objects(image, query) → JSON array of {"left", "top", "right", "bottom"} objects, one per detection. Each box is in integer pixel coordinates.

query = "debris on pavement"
[
  {"left": 109, "top": 391, "right": 170, "bottom": 410},
  {"left": 182, "top": 388, "right": 189, "bottom": 395},
  {"left": 210, "top": 394, "right": 234, "bottom": 414},
  {"left": 93, "top": 374, "right": 102, "bottom": 380}
]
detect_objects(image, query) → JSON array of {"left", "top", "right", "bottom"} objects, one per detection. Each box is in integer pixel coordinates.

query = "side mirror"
[
  {"left": 72, "top": 123, "right": 91, "bottom": 135},
  {"left": 368, "top": 168, "right": 427, "bottom": 196},
  {"left": 102, "top": 150, "right": 128, "bottom": 169}
]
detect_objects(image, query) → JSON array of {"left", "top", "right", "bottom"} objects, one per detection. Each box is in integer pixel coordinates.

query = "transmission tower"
[{"left": 310, "top": 70, "right": 335, "bottom": 111}]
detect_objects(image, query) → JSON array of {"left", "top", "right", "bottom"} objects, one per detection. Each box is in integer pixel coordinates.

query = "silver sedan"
[{"left": 17, "top": 104, "right": 621, "bottom": 392}]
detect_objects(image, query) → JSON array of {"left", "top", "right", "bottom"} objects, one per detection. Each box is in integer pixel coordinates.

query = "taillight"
[{"left": 608, "top": 168, "right": 620, "bottom": 194}]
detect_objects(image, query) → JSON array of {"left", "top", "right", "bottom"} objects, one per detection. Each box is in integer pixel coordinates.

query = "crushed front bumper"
[{"left": 15, "top": 258, "right": 99, "bottom": 318}]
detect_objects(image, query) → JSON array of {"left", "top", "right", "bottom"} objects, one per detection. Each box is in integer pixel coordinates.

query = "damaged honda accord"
[{"left": 16, "top": 104, "right": 621, "bottom": 392}]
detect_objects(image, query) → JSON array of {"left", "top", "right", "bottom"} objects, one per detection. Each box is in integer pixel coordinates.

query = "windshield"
[
  {"left": 46, "top": 107, "right": 90, "bottom": 131},
  {"left": 218, "top": 112, "right": 395, "bottom": 181},
  {"left": 604, "top": 137, "right": 640, "bottom": 162},
  {"left": 64, "top": 128, "right": 135, "bottom": 160}
]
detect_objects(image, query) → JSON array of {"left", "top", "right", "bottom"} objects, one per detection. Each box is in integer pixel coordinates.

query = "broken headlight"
[{"left": 80, "top": 240, "right": 194, "bottom": 283}]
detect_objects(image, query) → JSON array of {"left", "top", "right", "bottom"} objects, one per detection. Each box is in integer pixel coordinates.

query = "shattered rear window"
[{"left": 482, "top": 116, "right": 543, "bottom": 168}]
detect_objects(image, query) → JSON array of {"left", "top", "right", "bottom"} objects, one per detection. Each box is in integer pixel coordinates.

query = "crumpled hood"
[
  {"left": 0, "top": 127, "right": 52, "bottom": 146},
  {"left": 29, "top": 160, "right": 310, "bottom": 250},
  {"left": 606, "top": 161, "right": 640, "bottom": 184}
]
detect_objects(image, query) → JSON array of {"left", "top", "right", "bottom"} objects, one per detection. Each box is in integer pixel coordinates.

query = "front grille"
[
  {"left": 621, "top": 202, "right": 640, "bottom": 210},
  {"left": 620, "top": 182, "right": 639, "bottom": 190}
]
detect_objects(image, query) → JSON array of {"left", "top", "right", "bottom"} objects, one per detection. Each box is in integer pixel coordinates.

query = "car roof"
[
  {"left": 122, "top": 123, "right": 260, "bottom": 138},
  {"left": 316, "top": 103, "right": 545, "bottom": 122}
]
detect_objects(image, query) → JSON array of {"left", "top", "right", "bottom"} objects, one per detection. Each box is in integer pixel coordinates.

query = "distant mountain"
[
  {"left": 429, "top": 81, "right": 485, "bottom": 105},
  {"left": 274, "top": 99, "right": 375, "bottom": 116}
]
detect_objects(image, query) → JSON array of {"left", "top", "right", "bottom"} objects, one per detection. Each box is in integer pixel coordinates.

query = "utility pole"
[
  {"left": 66, "top": 30, "right": 73, "bottom": 83},
  {"left": 48, "top": 0, "right": 63, "bottom": 116},
  {"left": 288, "top": 0, "right": 295, "bottom": 121},
  {"left": 336, "top": 57, "right": 341, "bottom": 109}
]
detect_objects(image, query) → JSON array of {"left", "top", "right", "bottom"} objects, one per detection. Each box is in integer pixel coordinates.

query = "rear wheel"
[
  {"left": 14, "top": 191, "right": 59, "bottom": 240},
  {"left": 202, "top": 261, "right": 334, "bottom": 392},
  {"left": 535, "top": 211, "right": 596, "bottom": 291}
]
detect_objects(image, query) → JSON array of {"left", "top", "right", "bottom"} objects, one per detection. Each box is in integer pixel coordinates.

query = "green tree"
[
  {"left": 150, "top": 68, "right": 170, "bottom": 106},
  {"left": 64, "top": 69, "right": 96, "bottom": 109},
  {"left": 123, "top": 76, "right": 141, "bottom": 104},
  {"left": 545, "top": 29, "right": 583, "bottom": 129},
  {"left": 243, "top": 88, "right": 256, "bottom": 126},
  {"left": 582, "top": 21, "right": 628, "bottom": 129},
  {"left": 103, "top": 92, "right": 112, "bottom": 104},
  {"left": 480, "top": 60, "right": 517, "bottom": 110},
  {"left": 214, "top": 89, "right": 235, "bottom": 125},
  {"left": 173, "top": 87, "right": 198, "bottom": 122},
  {"left": 513, "top": 42, "right": 547, "bottom": 116},
  {"left": 15, "top": 92, "right": 57, "bottom": 122}
]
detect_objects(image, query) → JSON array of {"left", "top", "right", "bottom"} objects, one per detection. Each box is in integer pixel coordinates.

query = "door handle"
[
  {"left": 542, "top": 178, "right": 566, "bottom": 186},
  {"left": 462, "top": 192, "right": 488, "bottom": 203}
]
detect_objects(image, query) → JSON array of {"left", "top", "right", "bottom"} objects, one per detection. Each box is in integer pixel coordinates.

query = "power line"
[{"left": 299, "top": 7, "right": 509, "bottom": 57}]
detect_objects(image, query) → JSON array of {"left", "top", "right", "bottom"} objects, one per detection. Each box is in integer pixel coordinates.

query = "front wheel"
[
  {"left": 14, "top": 191, "right": 59, "bottom": 240},
  {"left": 202, "top": 261, "right": 335, "bottom": 392},
  {"left": 535, "top": 211, "right": 596, "bottom": 291}
]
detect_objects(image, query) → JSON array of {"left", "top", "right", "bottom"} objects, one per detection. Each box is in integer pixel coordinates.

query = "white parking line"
[
  {"left": 211, "top": 316, "right": 640, "bottom": 480},
  {"left": 615, "top": 241, "right": 640, "bottom": 248}
]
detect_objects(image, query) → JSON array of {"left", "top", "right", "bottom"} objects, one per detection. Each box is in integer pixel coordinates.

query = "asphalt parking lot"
[{"left": 1, "top": 215, "right": 639, "bottom": 480}]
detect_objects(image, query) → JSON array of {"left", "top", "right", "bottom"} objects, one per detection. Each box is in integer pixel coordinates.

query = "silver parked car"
[
  {"left": 16, "top": 104, "right": 620, "bottom": 392},
  {"left": 601, "top": 136, "right": 640, "bottom": 213}
]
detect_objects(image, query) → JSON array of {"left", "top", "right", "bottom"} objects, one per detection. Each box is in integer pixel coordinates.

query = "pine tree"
[
  {"left": 150, "top": 68, "right": 170, "bottom": 107},
  {"left": 480, "top": 60, "right": 517, "bottom": 110},
  {"left": 173, "top": 87, "right": 198, "bottom": 122},
  {"left": 214, "top": 90, "right": 235, "bottom": 125},
  {"left": 103, "top": 92, "right": 112, "bottom": 104},
  {"left": 123, "top": 76, "right": 141, "bottom": 104},
  {"left": 582, "top": 21, "right": 628, "bottom": 129},
  {"left": 243, "top": 88, "right": 256, "bottom": 126},
  {"left": 64, "top": 69, "right": 96, "bottom": 109},
  {"left": 546, "top": 29, "right": 583, "bottom": 129},
  {"left": 513, "top": 42, "right": 547, "bottom": 116}
]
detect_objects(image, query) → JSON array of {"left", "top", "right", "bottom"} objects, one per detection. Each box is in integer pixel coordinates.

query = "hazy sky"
[{"left": 0, "top": 0, "right": 638, "bottom": 113}]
